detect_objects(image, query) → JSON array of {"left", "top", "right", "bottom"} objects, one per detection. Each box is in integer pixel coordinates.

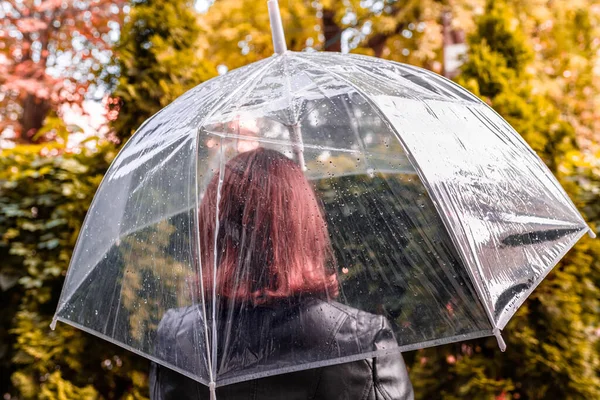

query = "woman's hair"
[{"left": 198, "top": 147, "right": 338, "bottom": 305}]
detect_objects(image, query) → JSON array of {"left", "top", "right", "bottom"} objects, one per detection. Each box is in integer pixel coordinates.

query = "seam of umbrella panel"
[
  {"left": 495, "top": 226, "right": 589, "bottom": 329},
  {"left": 51, "top": 63, "right": 266, "bottom": 318},
  {"left": 290, "top": 53, "right": 496, "bottom": 331},
  {"left": 51, "top": 105, "right": 176, "bottom": 317},
  {"left": 193, "top": 55, "right": 280, "bottom": 384},
  {"left": 343, "top": 52, "right": 480, "bottom": 105},
  {"left": 468, "top": 105, "right": 589, "bottom": 227}
]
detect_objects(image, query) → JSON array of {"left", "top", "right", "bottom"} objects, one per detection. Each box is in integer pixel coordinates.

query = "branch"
[
  {"left": 365, "top": 1, "right": 417, "bottom": 57},
  {"left": 331, "top": 0, "right": 419, "bottom": 57},
  {"left": 321, "top": 3, "right": 405, "bottom": 55},
  {"left": 323, "top": 9, "right": 342, "bottom": 52},
  {"left": 366, "top": 23, "right": 406, "bottom": 57}
]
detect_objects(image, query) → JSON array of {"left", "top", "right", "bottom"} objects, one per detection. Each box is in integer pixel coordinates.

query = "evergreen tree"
[
  {"left": 456, "top": 1, "right": 575, "bottom": 172},
  {"left": 1, "top": 142, "right": 150, "bottom": 399},
  {"left": 199, "top": 0, "right": 467, "bottom": 72},
  {"left": 109, "top": 0, "right": 216, "bottom": 142},
  {"left": 410, "top": 2, "right": 600, "bottom": 399},
  {"left": 3, "top": 2, "right": 599, "bottom": 399},
  {"left": 2, "top": 0, "right": 220, "bottom": 396}
]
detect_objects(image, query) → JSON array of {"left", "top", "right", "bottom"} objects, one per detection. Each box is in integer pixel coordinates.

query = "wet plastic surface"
[{"left": 53, "top": 52, "right": 591, "bottom": 387}]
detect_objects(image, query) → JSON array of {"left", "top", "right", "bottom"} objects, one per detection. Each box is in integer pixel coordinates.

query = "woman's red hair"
[{"left": 198, "top": 147, "right": 338, "bottom": 305}]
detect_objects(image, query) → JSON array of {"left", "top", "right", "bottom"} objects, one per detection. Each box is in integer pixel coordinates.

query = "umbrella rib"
[
  {"left": 51, "top": 76, "right": 240, "bottom": 323},
  {"left": 344, "top": 52, "right": 480, "bottom": 104},
  {"left": 51, "top": 107, "right": 176, "bottom": 324},
  {"left": 468, "top": 106, "right": 593, "bottom": 236},
  {"left": 495, "top": 226, "right": 589, "bottom": 329},
  {"left": 203, "top": 129, "right": 363, "bottom": 153},
  {"left": 192, "top": 55, "right": 280, "bottom": 386},
  {"left": 292, "top": 53, "right": 498, "bottom": 336},
  {"left": 282, "top": 56, "right": 306, "bottom": 168}
]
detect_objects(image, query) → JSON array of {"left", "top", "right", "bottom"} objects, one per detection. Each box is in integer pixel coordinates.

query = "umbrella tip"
[
  {"left": 268, "top": 0, "right": 287, "bottom": 54},
  {"left": 493, "top": 328, "right": 507, "bottom": 352},
  {"left": 50, "top": 318, "right": 57, "bottom": 331},
  {"left": 588, "top": 226, "right": 596, "bottom": 239}
]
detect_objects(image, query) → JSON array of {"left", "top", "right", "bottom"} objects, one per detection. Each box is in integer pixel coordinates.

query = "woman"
[{"left": 150, "top": 147, "right": 414, "bottom": 400}]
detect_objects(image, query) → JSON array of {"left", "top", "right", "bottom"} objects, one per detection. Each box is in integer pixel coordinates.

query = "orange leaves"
[
  {"left": 16, "top": 18, "right": 48, "bottom": 33},
  {"left": 0, "top": 1, "right": 127, "bottom": 143},
  {"left": 2, "top": 59, "right": 58, "bottom": 100},
  {"left": 3, "top": 78, "right": 50, "bottom": 98},
  {"left": 34, "top": 0, "right": 64, "bottom": 13}
]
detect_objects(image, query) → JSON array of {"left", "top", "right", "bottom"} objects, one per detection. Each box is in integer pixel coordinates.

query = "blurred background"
[{"left": 1, "top": 0, "right": 599, "bottom": 399}]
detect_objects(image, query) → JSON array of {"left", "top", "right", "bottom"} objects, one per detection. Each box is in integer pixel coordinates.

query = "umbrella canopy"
[{"left": 52, "top": 2, "right": 593, "bottom": 392}]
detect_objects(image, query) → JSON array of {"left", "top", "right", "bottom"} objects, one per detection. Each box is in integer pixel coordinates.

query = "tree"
[
  {"left": 410, "top": 2, "right": 600, "bottom": 399},
  {"left": 505, "top": 0, "right": 600, "bottom": 154},
  {"left": 3, "top": 1, "right": 600, "bottom": 399},
  {"left": 0, "top": 141, "right": 149, "bottom": 399},
  {"left": 1, "top": 1, "right": 220, "bottom": 397},
  {"left": 108, "top": 0, "right": 216, "bottom": 142},
  {"left": 0, "top": 0, "right": 126, "bottom": 143},
  {"left": 199, "top": 0, "right": 483, "bottom": 73}
]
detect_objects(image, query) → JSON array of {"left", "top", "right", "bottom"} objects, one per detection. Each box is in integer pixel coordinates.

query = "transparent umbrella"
[{"left": 52, "top": 0, "right": 594, "bottom": 396}]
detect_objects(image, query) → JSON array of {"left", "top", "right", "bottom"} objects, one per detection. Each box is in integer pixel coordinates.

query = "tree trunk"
[
  {"left": 322, "top": 9, "right": 342, "bottom": 52},
  {"left": 367, "top": 34, "right": 388, "bottom": 58},
  {"left": 19, "top": 94, "right": 51, "bottom": 143}
]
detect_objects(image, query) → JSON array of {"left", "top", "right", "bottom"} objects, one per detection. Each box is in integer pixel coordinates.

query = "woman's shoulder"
[
  {"left": 301, "top": 300, "right": 396, "bottom": 353},
  {"left": 155, "top": 305, "right": 205, "bottom": 349},
  {"left": 155, "top": 300, "right": 396, "bottom": 353},
  {"left": 304, "top": 299, "right": 389, "bottom": 327},
  {"left": 157, "top": 305, "right": 199, "bottom": 330}
]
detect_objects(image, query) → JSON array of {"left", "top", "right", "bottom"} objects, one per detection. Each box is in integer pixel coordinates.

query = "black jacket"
[{"left": 149, "top": 299, "right": 414, "bottom": 400}]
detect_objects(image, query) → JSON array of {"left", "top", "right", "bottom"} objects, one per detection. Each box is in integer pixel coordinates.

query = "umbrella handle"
[
  {"left": 268, "top": 0, "right": 287, "bottom": 54},
  {"left": 210, "top": 381, "right": 217, "bottom": 400}
]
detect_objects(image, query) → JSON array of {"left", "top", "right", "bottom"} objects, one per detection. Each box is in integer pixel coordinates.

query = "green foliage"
[
  {"left": 0, "top": 142, "right": 149, "bottom": 399},
  {"left": 457, "top": 1, "right": 574, "bottom": 172},
  {"left": 457, "top": 1, "right": 531, "bottom": 101},
  {"left": 37, "top": 372, "right": 97, "bottom": 400},
  {"left": 411, "top": 1, "right": 600, "bottom": 399},
  {"left": 2, "top": 1, "right": 599, "bottom": 399},
  {"left": 32, "top": 112, "right": 82, "bottom": 143},
  {"left": 316, "top": 172, "right": 490, "bottom": 342},
  {"left": 2, "top": 1, "right": 220, "bottom": 397},
  {"left": 410, "top": 343, "right": 515, "bottom": 400},
  {"left": 109, "top": 0, "right": 216, "bottom": 142},
  {"left": 474, "top": 2, "right": 531, "bottom": 73}
]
